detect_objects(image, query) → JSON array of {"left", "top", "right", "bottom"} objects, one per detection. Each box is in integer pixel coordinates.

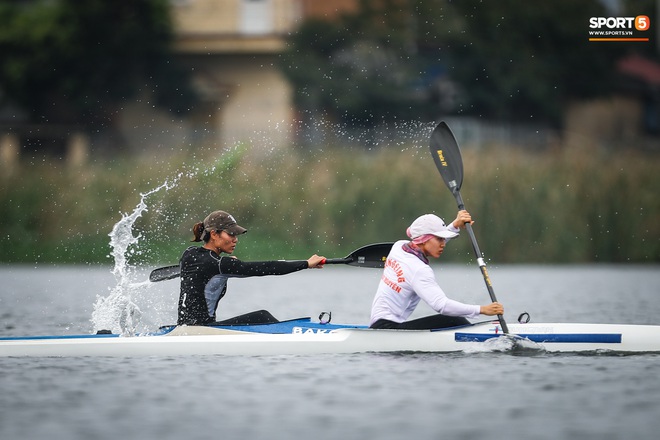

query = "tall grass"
[{"left": 1, "top": 143, "right": 658, "bottom": 265}]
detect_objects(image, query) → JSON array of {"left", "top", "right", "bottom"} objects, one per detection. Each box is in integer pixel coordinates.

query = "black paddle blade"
[
  {"left": 344, "top": 242, "right": 393, "bottom": 268},
  {"left": 429, "top": 121, "right": 464, "bottom": 194},
  {"left": 321, "top": 242, "right": 394, "bottom": 268},
  {"left": 149, "top": 265, "right": 180, "bottom": 282}
]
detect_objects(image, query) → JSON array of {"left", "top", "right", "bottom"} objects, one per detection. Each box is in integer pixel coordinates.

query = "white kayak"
[{"left": 2, "top": 316, "right": 660, "bottom": 357}]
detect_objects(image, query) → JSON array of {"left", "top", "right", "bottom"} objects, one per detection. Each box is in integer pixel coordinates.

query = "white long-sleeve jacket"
[{"left": 369, "top": 239, "right": 481, "bottom": 326}]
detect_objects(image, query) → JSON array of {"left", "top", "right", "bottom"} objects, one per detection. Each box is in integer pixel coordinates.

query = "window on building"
[{"left": 240, "top": 0, "right": 273, "bottom": 35}]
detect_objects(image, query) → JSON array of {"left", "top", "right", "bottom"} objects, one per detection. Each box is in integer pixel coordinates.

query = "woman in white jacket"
[{"left": 369, "top": 211, "right": 504, "bottom": 330}]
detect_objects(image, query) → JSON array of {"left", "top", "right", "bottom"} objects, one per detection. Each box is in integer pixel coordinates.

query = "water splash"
[
  {"left": 461, "top": 334, "right": 545, "bottom": 354},
  {"left": 89, "top": 145, "right": 244, "bottom": 336},
  {"left": 85, "top": 122, "right": 431, "bottom": 335},
  {"left": 91, "top": 181, "right": 176, "bottom": 335}
]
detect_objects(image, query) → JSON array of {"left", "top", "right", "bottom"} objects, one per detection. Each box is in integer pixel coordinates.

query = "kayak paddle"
[
  {"left": 429, "top": 121, "right": 510, "bottom": 334},
  {"left": 148, "top": 242, "right": 394, "bottom": 282}
]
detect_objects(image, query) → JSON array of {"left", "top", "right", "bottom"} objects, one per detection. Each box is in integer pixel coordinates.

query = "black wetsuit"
[{"left": 177, "top": 246, "right": 308, "bottom": 325}]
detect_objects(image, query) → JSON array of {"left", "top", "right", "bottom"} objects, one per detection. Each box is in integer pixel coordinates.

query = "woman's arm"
[
  {"left": 413, "top": 266, "right": 481, "bottom": 318},
  {"left": 219, "top": 256, "right": 309, "bottom": 277}
]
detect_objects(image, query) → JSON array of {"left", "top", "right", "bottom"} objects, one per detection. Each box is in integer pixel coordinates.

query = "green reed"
[{"left": 1, "top": 144, "right": 658, "bottom": 264}]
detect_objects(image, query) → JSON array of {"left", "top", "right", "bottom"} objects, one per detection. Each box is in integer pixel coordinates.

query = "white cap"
[{"left": 408, "top": 214, "right": 459, "bottom": 239}]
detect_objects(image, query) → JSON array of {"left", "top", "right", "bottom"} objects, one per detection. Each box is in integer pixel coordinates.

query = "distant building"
[
  {"left": 0, "top": 0, "right": 358, "bottom": 166},
  {"left": 117, "top": 0, "right": 358, "bottom": 154}
]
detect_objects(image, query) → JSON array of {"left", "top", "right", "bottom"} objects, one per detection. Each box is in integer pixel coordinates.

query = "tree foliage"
[
  {"left": 281, "top": 0, "right": 434, "bottom": 124},
  {"left": 281, "top": 0, "right": 631, "bottom": 126},
  {"left": 0, "top": 0, "right": 195, "bottom": 128},
  {"left": 441, "top": 0, "right": 624, "bottom": 124}
]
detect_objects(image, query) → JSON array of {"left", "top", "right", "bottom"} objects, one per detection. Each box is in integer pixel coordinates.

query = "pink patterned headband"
[{"left": 406, "top": 227, "right": 435, "bottom": 245}]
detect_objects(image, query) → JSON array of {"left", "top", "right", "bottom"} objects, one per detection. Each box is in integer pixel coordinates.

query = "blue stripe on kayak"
[
  {"left": 209, "top": 322, "right": 367, "bottom": 334},
  {"left": 455, "top": 333, "right": 622, "bottom": 344},
  {"left": 156, "top": 318, "right": 366, "bottom": 335}
]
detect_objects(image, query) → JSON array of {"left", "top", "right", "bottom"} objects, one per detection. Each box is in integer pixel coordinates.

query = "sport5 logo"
[{"left": 589, "top": 16, "right": 650, "bottom": 31}]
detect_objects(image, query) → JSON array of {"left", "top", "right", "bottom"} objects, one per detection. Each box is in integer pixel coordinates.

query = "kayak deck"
[
  {"left": 2, "top": 314, "right": 660, "bottom": 356},
  {"left": 157, "top": 316, "right": 368, "bottom": 336}
]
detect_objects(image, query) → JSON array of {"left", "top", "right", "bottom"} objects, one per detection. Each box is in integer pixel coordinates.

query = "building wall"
[
  {"left": 299, "top": 0, "right": 358, "bottom": 18},
  {"left": 173, "top": 0, "right": 303, "bottom": 36},
  {"left": 155, "top": 0, "right": 358, "bottom": 154},
  {"left": 186, "top": 53, "right": 294, "bottom": 151},
  {"left": 163, "top": 0, "right": 302, "bottom": 152}
]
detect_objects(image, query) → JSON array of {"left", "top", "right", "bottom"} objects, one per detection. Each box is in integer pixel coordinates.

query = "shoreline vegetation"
[{"left": 1, "top": 142, "right": 658, "bottom": 265}]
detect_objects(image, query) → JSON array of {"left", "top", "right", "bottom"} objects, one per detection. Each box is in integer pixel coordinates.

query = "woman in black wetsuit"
[{"left": 177, "top": 210, "right": 326, "bottom": 325}]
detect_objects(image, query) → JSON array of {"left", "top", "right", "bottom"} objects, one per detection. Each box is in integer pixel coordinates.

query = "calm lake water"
[{"left": 1, "top": 264, "right": 659, "bottom": 440}]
